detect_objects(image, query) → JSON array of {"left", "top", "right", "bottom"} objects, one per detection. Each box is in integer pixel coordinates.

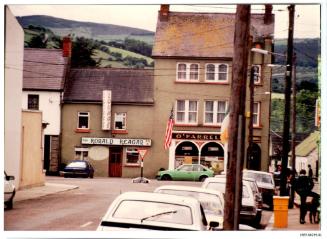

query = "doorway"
[{"left": 109, "top": 147, "right": 122, "bottom": 177}]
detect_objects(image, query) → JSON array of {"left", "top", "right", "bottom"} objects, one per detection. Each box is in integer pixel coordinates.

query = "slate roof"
[
  {"left": 64, "top": 68, "right": 154, "bottom": 104},
  {"left": 152, "top": 12, "right": 274, "bottom": 58},
  {"left": 23, "top": 48, "right": 69, "bottom": 91}
]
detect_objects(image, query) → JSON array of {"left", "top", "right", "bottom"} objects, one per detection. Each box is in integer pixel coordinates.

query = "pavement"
[
  {"left": 14, "top": 182, "right": 79, "bottom": 202},
  {"left": 13, "top": 180, "right": 320, "bottom": 231}
]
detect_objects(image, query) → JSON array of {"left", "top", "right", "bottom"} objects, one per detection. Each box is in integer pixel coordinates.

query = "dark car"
[{"left": 62, "top": 160, "right": 94, "bottom": 178}]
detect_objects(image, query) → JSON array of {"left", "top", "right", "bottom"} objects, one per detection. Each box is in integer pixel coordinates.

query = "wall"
[
  {"left": 4, "top": 6, "right": 24, "bottom": 188},
  {"left": 20, "top": 110, "right": 45, "bottom": 188},
  {"left": 22, "top": 91, "right": 62, "bottom": 135},
  {"left": 61, "top": 103, "right": 154, "bottom": 177}
]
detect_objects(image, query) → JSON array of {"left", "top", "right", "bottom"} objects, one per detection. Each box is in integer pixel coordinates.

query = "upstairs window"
[
  {"left": 253, "top": 102, "right": 261, "bottom": 126},
  {"left": 78, "top": 112, "right": 90, "bottom": 129},
  {"left": 204, "top": 100, "right": 228, "bottom": 125},
  {"left": 28, "top": 94, "right": 39, "bottom": 110},
  {"left": 252, "top": 65, "right": 262, "bottom": 84},
  {"left": 205, "top": 63, "right": 229, "bottom": 83},
  {"left": 176, "top": 100, "right": 198, "bottom": 125},
  {"left": 114, "top": 113, "right": 127, "bottom": 130},
  {"left": 176, "top": 63, "right": 200, "bottom": 81}
]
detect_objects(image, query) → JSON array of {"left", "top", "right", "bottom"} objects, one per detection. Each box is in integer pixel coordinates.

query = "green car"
[{"left": 156, "top": 164, "right": 214, "bottom": 182}]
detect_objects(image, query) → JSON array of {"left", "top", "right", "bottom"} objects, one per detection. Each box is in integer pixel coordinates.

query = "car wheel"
[
  {"left": 90, "top": 173, "right": 94, "bottom": 178},
  {"left": 253, "top": 211, "right": 262, "bottom": 228},
  {"left": 199, "top": 175, "right": 208, "bottom": 182},
  {"left": 64, "top": 174, "right": 68, "bottom": 178},
  {"left": 161, "top": 175, "right": 172, "bottom": 181},
  {"left": 6, "top": 198, "right": 13, "bottom": 210}
]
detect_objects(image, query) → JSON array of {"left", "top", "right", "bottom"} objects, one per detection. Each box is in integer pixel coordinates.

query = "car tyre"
[
  {"left": 199, "top": 175, "right": 208, "bottom": 182},
  {"left": 5, "top": 196, "right": 14, "bottom": 210},
  {"left": 161, "top": 175, "right": 172, "bottom": 181},
  {"left": 90, "top": 173, "right": 94, "bottom": 178}
]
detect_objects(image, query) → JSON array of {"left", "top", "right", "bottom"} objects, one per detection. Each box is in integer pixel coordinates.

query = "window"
[
  {"left": 74, "top": 147, "right": 88, "bottom": 160},
  {"left": 204, "top": 100, "right": 228, "bottom": 125},
  {"left": 252, "top": 65, "right": 261, "bottom": 84},
  {"left": 176, "top": 63, "right": 200, "bottom": 81},
  {"left": 253, "top": 102, "right": 260, "bottom": 126},
  {"left": 176, "top": 100, "right": 198, "bottom": 124},
  {"left": 126, "top": 148, "right": 140, "bottom": 165},
  {"left": 78, "top": 112, "right": 90, "bottom": 129},
  {"left": 205, "top": 63, "right": 229, "bottom": 82},
  {"left": 114, "top": 113, "right": 127, "bottom": 130},
  {"left": 28, "top": 94, "right": 39, "bottom": 110}
]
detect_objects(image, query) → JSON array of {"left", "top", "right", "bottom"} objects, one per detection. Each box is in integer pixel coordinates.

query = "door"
[
  {"left": 43, "top": 135, "right": 51, "bottom": 174},
  {"left": 109, "top": 147, "right": 122, "bottom": 177}
]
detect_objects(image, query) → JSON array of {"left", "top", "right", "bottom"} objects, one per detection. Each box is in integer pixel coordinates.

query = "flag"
[
  {"left": 220, "top": 113, "right": 229, "bottom": 144},
  {"left": 164, "top": 108, "right": 174, "bottom": 150}
]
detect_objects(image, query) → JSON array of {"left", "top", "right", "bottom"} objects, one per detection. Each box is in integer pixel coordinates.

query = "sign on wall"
[
  {"left": 81, "top": 137, "right": 152, "bottom": 146},
  {"left": 102, "top": 90, "right": 112, "bottom": 130}
]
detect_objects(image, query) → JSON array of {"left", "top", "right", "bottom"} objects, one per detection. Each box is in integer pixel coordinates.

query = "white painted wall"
[
  {"left": 22, "top": 91, "right": 62, "bottom": 135},
  {"left": 4, "top": 6, "right": 24, "bottom": 188}
]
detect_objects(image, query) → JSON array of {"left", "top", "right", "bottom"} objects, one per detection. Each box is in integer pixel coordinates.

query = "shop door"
[{"left": 109, "top": 147, "right": 122, "bottom": 177}]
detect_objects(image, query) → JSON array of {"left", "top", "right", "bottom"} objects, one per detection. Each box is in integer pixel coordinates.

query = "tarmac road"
[{"left": 4, "top": 176, "right": 272, "bottom": 231}]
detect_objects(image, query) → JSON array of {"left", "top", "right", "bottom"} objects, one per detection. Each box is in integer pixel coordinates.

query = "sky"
[{"left": 7, "top": 3, "right": 321, "bottom": 39}]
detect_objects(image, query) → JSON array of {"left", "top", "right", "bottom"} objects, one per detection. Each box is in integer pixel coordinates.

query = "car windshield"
[
  {"left": 113, "top": 200, "right": 193, "bottom": 225},
  {"left": 206, "top": 183, "right": 249, "bottom": 198},
  {"left": 157, "top": 189, "right": 223, "bottom": 216},
  {"left": 244, "top": 172, "right": 273, "bottom": 184},
  {"left": 66, "top": 162, "right": 86, "bottom": 168}
]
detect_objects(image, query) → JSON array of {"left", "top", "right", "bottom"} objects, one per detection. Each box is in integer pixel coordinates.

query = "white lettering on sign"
[
  {"left": 81, "top": 137, "right": 151, "bottom": 146},
  {"left": 102, "top": 90, "right": 112, "bottom": 130}
]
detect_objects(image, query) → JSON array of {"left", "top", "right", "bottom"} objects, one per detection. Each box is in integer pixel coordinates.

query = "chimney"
[
  {"left": 159, "top": 4, "right": 170, "bottom": 21},
  {"left": 62, "top": 36, "right": 72, "bottom": 57},
  {"left": 264, "top": 4, "right": 273, "bottom": 25}
]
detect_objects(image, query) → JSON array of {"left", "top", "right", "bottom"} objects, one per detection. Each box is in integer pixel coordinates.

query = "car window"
[
  {"left": 179, "top": 165, "right": 193, "bottom": 172},
  {"left": 244, "top": 172, "right": 273, "bottom": 184},
  {"left": 66, "top": 162, "right": 87, "bottom": 168},
  {"left": 193, "top": 165, "right": 205, "bottom": 172},
  {"left": 113, "top": 200, "right": 193, "bottom": 225},
  {"left": 206, "top": 182, "right": 249, "bottom": 198},
  {"left": 157, "top": 189, "right": 223, "bottom": 215}
]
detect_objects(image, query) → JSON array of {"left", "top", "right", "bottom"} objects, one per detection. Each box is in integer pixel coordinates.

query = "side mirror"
[{"left": 209, "top": 221, "right": 219, "bottom": 230}]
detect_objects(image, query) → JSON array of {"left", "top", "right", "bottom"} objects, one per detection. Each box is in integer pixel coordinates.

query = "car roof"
[
  {"left": 154, "top": 185, "right": 223, "bottom": 197},
  {"left": 204, "top": 177, "right": 252, "bottom": 187},
  {"left": 243, "top": 170, "right": 272, "bottom": 176}
]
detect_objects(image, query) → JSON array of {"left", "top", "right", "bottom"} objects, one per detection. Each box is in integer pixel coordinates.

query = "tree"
[
  {"left": 28, "top": 34, "right": 47, "bottom": 48},
  {"left": 71, "top": 37, "right": 98, "bottom": 67}
]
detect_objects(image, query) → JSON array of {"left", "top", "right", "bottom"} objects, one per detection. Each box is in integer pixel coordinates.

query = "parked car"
[
  {"left": 243, "top": 170, "right": 275, "bottom": 210},
  {"left": 97, "top": 191, "right": 218, "bottom": 231},
  {"left": 154, "top": 185, "right": 224, "bottom": 229},
  {"left": 61, "top": 160, "right": 94, "bottom": 178},
  {"left": 4, "top": 171, "right": 15, "bottom": 209},
  {"left": 202, "top": 176, "right": 259, "bottom": 227},
  {"left": 156, "top": 164, "right": 214, "bottom": 181},
  {"left": 243, "top": 177, "right": 263, "bottom": 225}
]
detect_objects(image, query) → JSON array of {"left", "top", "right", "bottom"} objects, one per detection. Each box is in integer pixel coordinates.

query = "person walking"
[
  {"left": 294, "top": 169, "right": 314, "bottom": 224},
  {"left": 308, "top": 164, "right": 313, "bottom": 179}
]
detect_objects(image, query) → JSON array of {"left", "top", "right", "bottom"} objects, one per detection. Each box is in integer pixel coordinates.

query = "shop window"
[
  {"left": 28, "top": 94, "right": 39, "bottom": 110},
  {"left": 126, "top": 148, "right": 140, "bottom": 165},
  {"left": 75, "top": 147, "right": 88, "bottom": 160},
  {"left": 114, "top": 113, "right": 127, "bottom": 130},
  {"left": 77, "top": 112, "right": 90, "bottom": 129}
]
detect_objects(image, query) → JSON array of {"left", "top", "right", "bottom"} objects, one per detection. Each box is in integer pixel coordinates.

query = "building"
[
  {"left": 4, "top": 6, "right": 24, "bottom": 188},
  {"left": 21, "top": 38, "right": 71, "bottom": 174},
  {"left": 61, "top": 68, "right": 154, "bottom": 177},
  {"left": 151, "top": 5, "right": 274, "bottom": 172}
]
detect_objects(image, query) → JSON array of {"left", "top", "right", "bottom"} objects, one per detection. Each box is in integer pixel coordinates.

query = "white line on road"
[{"left": 80, "top": 221, "right": 93, "bottom": 228}]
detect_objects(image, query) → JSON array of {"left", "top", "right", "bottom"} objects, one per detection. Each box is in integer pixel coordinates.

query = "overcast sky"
[{"left": 7, "top": 3, "right": 321, "bottom": 39}]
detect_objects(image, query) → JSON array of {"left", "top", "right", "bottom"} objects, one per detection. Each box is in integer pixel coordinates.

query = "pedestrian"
[
  {"left": 294, "top": 169, "right": 314, "bottom": 224},
  {"left": 308, "top": 164, "right": 313, "bottom": 179}
]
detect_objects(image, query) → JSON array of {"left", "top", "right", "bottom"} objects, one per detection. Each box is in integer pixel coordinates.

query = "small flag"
[
  {"left": 220, "top": 113, "right": 229, "bottom": 144},
  {"left": 164, "top": 108, "right": 174, "bottom": 150}
]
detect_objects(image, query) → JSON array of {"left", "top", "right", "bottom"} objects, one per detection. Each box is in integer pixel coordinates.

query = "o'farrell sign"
[{"left": 81, "top": 137, "right": 151, "bottom": 146}]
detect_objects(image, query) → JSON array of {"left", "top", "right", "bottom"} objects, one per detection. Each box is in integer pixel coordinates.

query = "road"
[{"left": 4, "top": 176, "right": 272, "bottom": 231}]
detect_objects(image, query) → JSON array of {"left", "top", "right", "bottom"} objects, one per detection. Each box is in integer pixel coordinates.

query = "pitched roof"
[
  {"left": 23, "top": 48, "right": 68, "bottom": 91},
  {"left": 64, "top": 68, "right": 154, "bottom": 105},
  {"left": 152, "top": 12, "right": 274, "bottom": 58},
  {"left": 291, "top": 131, "right": 320, "bottom": 157}
]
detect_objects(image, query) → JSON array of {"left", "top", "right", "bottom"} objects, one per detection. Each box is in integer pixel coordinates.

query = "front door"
[{"left": 109, "top": 147, "right": 122, "bottom": 177}]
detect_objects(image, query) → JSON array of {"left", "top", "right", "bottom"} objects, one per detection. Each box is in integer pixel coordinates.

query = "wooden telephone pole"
[{"left": 224, "top": 5, "right": 251, "bottom": 230}]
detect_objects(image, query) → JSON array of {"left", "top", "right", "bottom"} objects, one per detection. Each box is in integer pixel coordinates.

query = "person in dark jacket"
[
  {"left": 294, "top": 169, "right": 314, "bottom": 224},
  {"left": 308, "top": 164, "right": 313, "bottom": 179}
]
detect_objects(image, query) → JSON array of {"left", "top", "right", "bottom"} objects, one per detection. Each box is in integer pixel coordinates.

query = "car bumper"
[{"left": 62, "top": 171, "right": 89, "bottom": 177}]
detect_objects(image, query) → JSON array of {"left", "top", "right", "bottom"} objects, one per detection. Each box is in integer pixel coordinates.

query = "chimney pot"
[
  {"left": 264, "top": 4, "right": 273, "bottom": 25},
  {"left": 159, "top": 4, "right": 170, "bottom": 21},
  {"left": 62, "top": 36, "right": 72, "bottom": 57}
]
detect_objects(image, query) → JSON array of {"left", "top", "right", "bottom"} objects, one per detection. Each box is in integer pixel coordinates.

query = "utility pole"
[
  {"left": 224, "top": 5, "right": 251, "bottom": 230},
  {"left": 280, "top": 4, "right": 295, "bottom": 196},
  {"left": 289, "top": 53, "right": 297, "bottom": 207}
]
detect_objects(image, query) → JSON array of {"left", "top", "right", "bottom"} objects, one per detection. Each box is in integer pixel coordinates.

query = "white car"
[
  {"left": 202, "top": 176, "right": 258, "bottom": 226},
  {"left": 4, "top": 171, "right": 15, "bottom": 209},
  {"left": 154, "top": 185, "right": 223, "bottom": 229},
  {"left": 97, "top": 191, "right": 217, "bottom": 231},
  {"left": 243, "top": 170, "right": 275, "bottom": 210}
]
